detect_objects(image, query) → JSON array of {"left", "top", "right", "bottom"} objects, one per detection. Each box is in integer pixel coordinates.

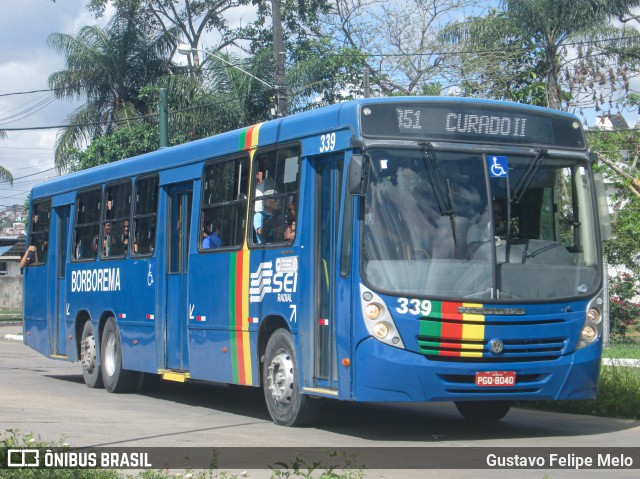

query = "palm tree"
[
  {"left": 443, "top": 0, "right": 640, "bottom": 110},
  {"left": 48, "top": 3, "right": 174, "bottom": 172},
  {"left": 0, "top": 131, "right": 13, "bottom": 185}
]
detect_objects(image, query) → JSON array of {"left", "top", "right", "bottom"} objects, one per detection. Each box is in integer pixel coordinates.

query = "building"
[
  {"left": 595, "top": 113, "right": 630, "bottom": 131},
  {"left": 0, "top": 235, "right": 26, "bottom": 276}
]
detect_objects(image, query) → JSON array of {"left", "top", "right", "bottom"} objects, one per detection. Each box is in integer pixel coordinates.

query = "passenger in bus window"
[
  {"left": 203, "top": 220, "right": 224, "bottom": 248},
  {"left": 255, "top": 163, "right": 276, "bottom": 213},
  {"left": 20, "top": 245, "right": 38, "bottom": 269},
  {"left": 283, "top": 197, "right": 297, "bottom": 241},
  {"left": 102, "top": 222, "right": 114, "bottom": 256},
  {"left": 122, "top": 220, "right": 130, "bottom": 252},
  {"left": 91, "top": 233, "right": 99, "bottom": 255},
  {"left": 102, "top": 221, "right": 124, "bottom": 256},
  {"left": 254, "top": 189, "right": 280, "bottom": 244}
]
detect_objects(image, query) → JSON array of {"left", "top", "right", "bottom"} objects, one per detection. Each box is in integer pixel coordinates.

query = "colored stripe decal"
[
  {"left": 419, "top": 301, "right": 486, "bottom": 358},
  {"left": 228, "top": 122, "right": 262, "bottom": 384},
  {"left": 229, "top": 254, "right": 239, "bottom": 382},
  {"left": 239, "top": 123, "right": 263, "bottom": 151},
  {"left": 229, "top": 250, "right": 253, "bottom": 385},
  {"left": 241, "top": 249, "right": 252, "bottom": 383},
  {"left": 235, "top": 250, "right": 246, "bottom": 383}
]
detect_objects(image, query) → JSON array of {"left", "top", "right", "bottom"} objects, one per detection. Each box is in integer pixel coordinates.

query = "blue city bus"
[{"left": 22, "top": 97, "right": 605, "bottom": 426}]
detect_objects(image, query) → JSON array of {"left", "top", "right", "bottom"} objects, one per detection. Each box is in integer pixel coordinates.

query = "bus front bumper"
[{"left": 353, "top": 337, "right": 602, "bottom": 402}]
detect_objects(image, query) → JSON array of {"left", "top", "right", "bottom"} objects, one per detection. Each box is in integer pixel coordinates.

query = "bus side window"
[
  {"left": 26, "top": 199, "right": 52, "bottom": 266},
  {"left": 200, "top": 155, "right": 250, "bottom": 250},
  {"left": 73, "top": 188, "right": 101, "bottom": 261},
  {"left": 132, "top": 175, "right": 159, "bottom": 256},
  {"left": 102, "top": 181, "right": 132, "bottom": 259},
  {"left": 250, "top": 145, "right": 301, "bottom": 246}
]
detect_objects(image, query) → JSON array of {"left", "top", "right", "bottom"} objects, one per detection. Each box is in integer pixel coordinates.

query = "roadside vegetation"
[
  {"left": 523, "top": 361, "right": 640, "bottom": 420},
  {"left": 523, "top": 322, "right": 640, "bottom": 420},
  {"left": 0, "top": 310, "right": 22, "bottom": 322}
]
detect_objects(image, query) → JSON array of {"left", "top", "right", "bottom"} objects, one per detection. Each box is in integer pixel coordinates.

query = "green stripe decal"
[{"left": 229, "top": 253, "right": 238, "bottom": 382}]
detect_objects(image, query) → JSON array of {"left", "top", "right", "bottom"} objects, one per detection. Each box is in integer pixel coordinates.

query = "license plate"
[{"left": 475, "top": 371, "right": 516, "bottom": 387}]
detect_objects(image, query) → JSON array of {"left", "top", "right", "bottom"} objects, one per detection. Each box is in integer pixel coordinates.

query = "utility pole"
[
  {"left": 159, "top": 88, "right": 168, "bottom": 149},
  {"left": 272, "top": 0, "right": 287, "bottom": 117},
  {"left": 364, "top": 67, "right": 370, "bottom": 98}
]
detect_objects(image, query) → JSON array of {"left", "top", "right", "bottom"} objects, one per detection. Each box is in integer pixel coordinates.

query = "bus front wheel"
[
  {"left": 80, "top": 320, "right": 103, "bottom": 388},
  {"left": 263, "top": 329, "right": 318, "bottom": 427},
  {"left": 455, "top": 400, "right": 512, "bottom": 421},
  {"left": 100, "top": 317, "right": 135, "bottom": 393}
]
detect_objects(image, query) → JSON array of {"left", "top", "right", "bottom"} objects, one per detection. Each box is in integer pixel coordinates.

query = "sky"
[{"left": 0, "top": 0, "right": 103, "bottom": 210}]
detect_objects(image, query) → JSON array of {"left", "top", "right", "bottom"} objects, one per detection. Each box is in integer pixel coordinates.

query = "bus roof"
[{"left": 30, "top": 96, "right": 583, "bottom": 201}]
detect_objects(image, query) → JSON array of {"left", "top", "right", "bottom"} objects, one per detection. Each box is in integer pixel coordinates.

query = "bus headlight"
[
  {"left": 581, "top": 325, "right": 597, "bottom": 342},
  {"left": 360, "top": 284, "right": 405, "bottom": 349},
  {"left": 365, "top": 303, "right": 382, "bottom": 320},
  {"left": 577, "top": 298, "right": 603, "bottom": 350},
  {"left": 586, "top": 308, "right": 601, "bottom": 324},
  {"left": 373, "top": 322, "right": 390, "bottom": 339}
]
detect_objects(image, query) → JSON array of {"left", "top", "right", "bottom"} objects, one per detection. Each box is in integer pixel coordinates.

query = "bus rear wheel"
[
  {"left": 100, "top": 317, "right": 135, "bottom": 393},
  {"left": 455, "top": 400, "right": 512, "bottom": 421},
  {"left": 263, "top": 329, "right": 318, "bottom": 427},
  {"left": 80, "top": 320, "right": 103, "bottom": 388}
]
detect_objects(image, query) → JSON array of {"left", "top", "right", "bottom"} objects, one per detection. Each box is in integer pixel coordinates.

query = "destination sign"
[{"left": 360, "top": 102, "right": 585, "bottom": 149}]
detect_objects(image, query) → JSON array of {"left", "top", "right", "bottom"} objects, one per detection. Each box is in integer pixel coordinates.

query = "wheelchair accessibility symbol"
[{"left": 489, "top": 156, "right": 508, "bottom": 178}]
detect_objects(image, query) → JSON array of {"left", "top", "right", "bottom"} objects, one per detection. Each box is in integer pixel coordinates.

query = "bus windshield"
[{"left": 361, "top": 147, "right": 600, "bottom": 302}]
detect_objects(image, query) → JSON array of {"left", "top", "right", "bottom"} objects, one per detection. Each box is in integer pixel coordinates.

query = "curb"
[
  {"left": 0, "top": 321, "right": 23, "bottom": 326},
  {"left": 602, "top": 358, "right": 640, "bottom": 367}
]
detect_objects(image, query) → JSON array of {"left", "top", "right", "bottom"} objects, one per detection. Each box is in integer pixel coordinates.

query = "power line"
[
  {"left": 0, "top": 168, "right": 57, "bottom": 186},
  {"left": 0, "top": 33, "right": 638, "bottom": 99},
  {"left": 0, "top": 147, "right": 51, "bottom": 151},
  {"left": 0, "top": 93, "right": 257, "bottom": 132},
  {"left": 0, "top": 87, "right": 67, "bottom": 98},
  {"left": 0, "top": 95, "right": 57, "bottom": 126}
]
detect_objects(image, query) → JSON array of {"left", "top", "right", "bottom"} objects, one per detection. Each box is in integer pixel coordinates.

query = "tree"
[
  {"left": 48, "top": 2, "right": 174, "bottom": 171},
  {"left": 326, "top": 0, "right": 476, "bottom": 96},
  {"left": 442, "top": 0, "right": 640, "bottom": 111},
  {"left": 588, "top": 127, "right": 640, "bottom": 274},
  {"left": 87, "top": 0, "right": 252, "bottom": 73},
  {"left": 0, "top": 131, "right": 13, "bottom": 185}
]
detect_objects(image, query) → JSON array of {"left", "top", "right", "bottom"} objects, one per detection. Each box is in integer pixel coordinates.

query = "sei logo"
[{"left": 249, "top": 259, "right": 299, "bottom": 303}]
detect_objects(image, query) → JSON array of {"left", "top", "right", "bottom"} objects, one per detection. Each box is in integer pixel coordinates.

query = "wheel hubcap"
[
  {"left": 81, "top": 334, "right": 96, "bottom": 372},
  {"left": 104, "top": 333, "right": 117, "bottom": 377},
  {"left": 267, "top": 348, "right": 294, "bottom": 405}
]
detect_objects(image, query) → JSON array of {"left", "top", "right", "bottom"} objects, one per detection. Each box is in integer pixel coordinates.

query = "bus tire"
[
  {"left": 100, "top": 317, "right": 135, "bottom": 393},
  {"left": 80, "top": 320, "right": 103, "bottom": 389},
  {"left": 455, "top": 400, "right": 512, "bottom": 422},
  {"left": 263, "top": 329, "right": 317, "bottom": 427}
]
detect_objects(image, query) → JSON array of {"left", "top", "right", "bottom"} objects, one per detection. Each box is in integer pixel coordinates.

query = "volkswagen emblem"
[{"left": 489, "top": 338, "right": 505, "bottom": 354}]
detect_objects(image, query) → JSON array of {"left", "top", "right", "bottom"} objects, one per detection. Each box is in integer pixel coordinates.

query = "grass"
[
  {"left": 522, "top": 362, "right": 640, "bottom": 419},
  {"left": 0, "top": 310, "right": 22, "bottom": 322},
  {"left": 603, "top": 342, "right": 640, "bottom": 360}
]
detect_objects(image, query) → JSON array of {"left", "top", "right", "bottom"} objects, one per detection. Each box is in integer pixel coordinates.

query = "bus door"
[
  {"left": 314, "top": 155, "right": 344, "bottom": 389},
  {"left": 50, "top": 205, "right": 70, "bottom": 357},
  {"left": 165, "top": 183, "right": 193, "bottom": 371}
]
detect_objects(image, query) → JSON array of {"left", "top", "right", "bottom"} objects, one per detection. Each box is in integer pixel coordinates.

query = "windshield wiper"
[
  {"left": 421, "top": 142, "right": 457, "bottom": 245},
  {"left": 511, "top": 148, "right": 547, "bottom": 204}
]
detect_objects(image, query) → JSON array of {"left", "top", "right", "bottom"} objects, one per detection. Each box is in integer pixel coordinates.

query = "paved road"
[{"left": 2, "top": 322, "right": 639, "bottom": 479}]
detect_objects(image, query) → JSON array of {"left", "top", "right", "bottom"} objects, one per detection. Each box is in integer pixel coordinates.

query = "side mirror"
[{"left": 348, "top": 154, "right": 370, "bottom": 196}]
